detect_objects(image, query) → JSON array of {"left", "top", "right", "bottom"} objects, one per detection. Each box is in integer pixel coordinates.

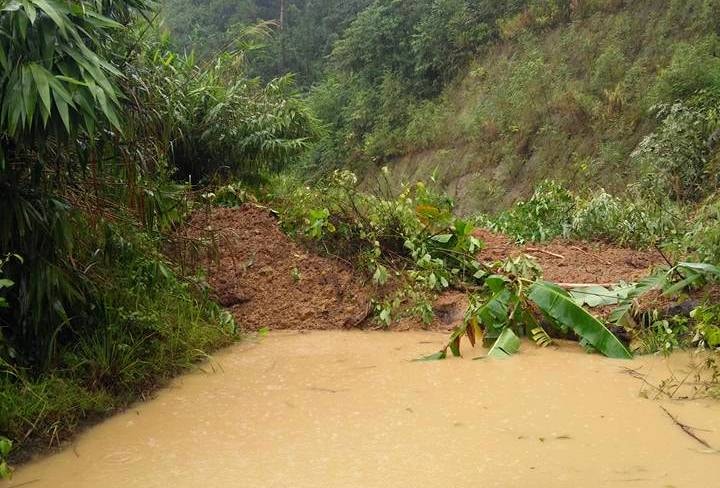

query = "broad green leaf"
[
  {"left": 487, "top": 327, "right": 520, "bottom": 358},
  {"left": 529, "top": 282, "right": 632, "bottom": 359},
  {"left": 0, "top": 279, "right": 14, "bottom": 288},
  {"left": 449, "top": 335, "right": 461, "bottom": 357},
  {"left": 677, "top": 262, "right": 720, "bottom": 278},
  {"left": 52, "top": 89, "right": 70, "bottom": 133},
  {"left": 663, "top": 274, "right": 701, "bottom": 296},
  {"left": 476, "top": 288, "right": 511, "bottom": 329},
  {"left": 569, "top": 285, "right": 621, "bottom": 307},
  {"left": 23, "top": 0, "right": 37, "bottom": 23},
  {"left": 32, "top": 0, "right": 67, "bottom": 34},
  {"left": 485, "top": 274, "right": 509, "bottom": 292},
  {"left": 431, "top": 234, "right": 453, "bottom": 243}
]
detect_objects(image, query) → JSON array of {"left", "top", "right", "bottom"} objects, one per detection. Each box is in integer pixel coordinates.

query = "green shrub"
[
  {"left": 571, "top": 190, "right": 680, "bottom": 247},
  {"left": 649, "top": 36, "right": 720, "bottom": 104},
  {"left": 491, "top": 181, "right": 574, "bottom": 242},
  {"left": 633, "top": 95, "right": 720, "bottom": 202},
  {"left": 265, "top": 169, "right": 482, "bottom": 324},
  {"left": 681, "top": 198, "right": 720, "bottom": 263}
]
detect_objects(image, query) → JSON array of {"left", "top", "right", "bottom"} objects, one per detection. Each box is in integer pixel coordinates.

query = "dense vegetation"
[
  {"left": 163, "top": 0, "right": 720, "bottom": 209},
  {"left": 0, "top": 0, "right": 315, "bottom": 467},
  {"left": 3, "top": 0, "right": 720, "bottom": 476}
]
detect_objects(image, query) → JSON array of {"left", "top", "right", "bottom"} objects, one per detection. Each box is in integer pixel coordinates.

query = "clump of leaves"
[
  {"left": 491, "top": 180, "right": 574, "bottom": 243},
  {"left": 419, "top": 254, "right": 633, "bottom": 361},
  {"left": 268, "top": 169, "right": 484, "bottom": 325},
  {"left": 205, "top": 183, "right": 257, "bottom": 208},
  {"left": 691, "top": 305, "right": 720, "bottom": 349},
  {"left": 0, "top": 436, "right": 11, "bottom": 479}
]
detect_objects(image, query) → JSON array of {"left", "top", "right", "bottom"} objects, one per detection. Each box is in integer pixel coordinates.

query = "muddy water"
[{"left": 4, "top": 331, "right": 720, "bottom": 488}]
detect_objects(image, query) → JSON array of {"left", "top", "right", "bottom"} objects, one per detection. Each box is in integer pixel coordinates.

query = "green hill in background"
[{"left": 162, "top": 0, "right": 720, "bottom": 213}]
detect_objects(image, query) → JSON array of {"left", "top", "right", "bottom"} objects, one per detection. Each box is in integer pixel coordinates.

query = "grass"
[{"left": 0, "top": 217, "right": 238, "bottom": 463}]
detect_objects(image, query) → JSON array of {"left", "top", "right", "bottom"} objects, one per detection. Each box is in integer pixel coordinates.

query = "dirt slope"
[
  {"left": 184, "top": 205, "right": 371, "bottom": 331},
  {"left": 182, "top": 205, "right": 665, "bottom": 332},
  {"left": 474, "top": 229, "right": 664, "bottom": 284}
]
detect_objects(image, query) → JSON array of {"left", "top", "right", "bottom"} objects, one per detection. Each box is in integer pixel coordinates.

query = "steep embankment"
[{"left": 375, "top": 1, "right": 720, "bottom": 214}]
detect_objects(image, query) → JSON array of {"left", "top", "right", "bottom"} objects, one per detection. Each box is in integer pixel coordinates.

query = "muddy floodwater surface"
[{"left": 4, "top": 331, "right": 720, "bottom": 488}]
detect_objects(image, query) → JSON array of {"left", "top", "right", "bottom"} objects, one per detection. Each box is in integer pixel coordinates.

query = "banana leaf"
[
  {"left": 486, "top": 327, "right": 520, "bottom": 358},
  {"left": 529, "top": 282, "right": 632, "bottom": 359}
]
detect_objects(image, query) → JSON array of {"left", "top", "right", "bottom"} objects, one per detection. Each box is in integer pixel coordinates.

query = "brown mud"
[
  {"left": 183, "top": 205, "right": 371, "bottom": 331},
  {"left": 473, "top": 229, "right": 664, "bottom": 284},
  {"left": 183, "top": 204, "right": 667, "bottom": 333}
]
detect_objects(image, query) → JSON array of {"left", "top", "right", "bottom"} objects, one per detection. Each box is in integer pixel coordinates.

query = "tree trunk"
[{"left": 279, "top": 0, "right": 285, "bottom": 30}]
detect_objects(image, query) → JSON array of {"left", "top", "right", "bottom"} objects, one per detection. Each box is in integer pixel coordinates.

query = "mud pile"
[
  {"left": 183, "top": 205, "right": 666, "bottom": 332},
  {"left": 474, "top": 229, "right": 663, "bottom": 284},
  {"left": 184, "top": 205, "right": 371, "bottom": 331}
]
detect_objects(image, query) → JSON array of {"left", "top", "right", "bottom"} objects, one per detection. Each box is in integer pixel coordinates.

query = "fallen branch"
[
  {"left": 660, "top": 406, "right": 713, "bottom": 449},
  {"left": 556, "top": 283, "right": 618, "bottom": 289},
  {"left": 569, "top": 245, "right": 611, "bottom": 265},
  {"left": 526, "top": 247, "right": 565, "bottom": 259}
]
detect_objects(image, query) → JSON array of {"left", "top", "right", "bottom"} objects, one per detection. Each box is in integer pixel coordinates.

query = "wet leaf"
[
  {"left": 569, "top": 286, "right": 621, "bottom": 307},
  {"left": 431, "top": 234, "right": 453, "bottom": 243},
  {"left": 677, "top": 262, "right": 720, "bottom": 277},
  {"left": 449, "top": 336, "right": 461, "bottom": 357},
  {"left": 0, "top": 438, "right": 10, "bottom": 458},
  {"left": 529, "top": 282, "right": 632, "bottom": 359},
  {"left": 466, "top": 318, "right": 476, "bottom": 347},
  {"left": 487, "top": 327, "right": 520, "bottom": 358}
]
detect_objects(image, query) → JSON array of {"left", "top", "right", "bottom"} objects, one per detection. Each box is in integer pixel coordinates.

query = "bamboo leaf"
[
  {"left": 29, "top": 63, "right": 52, "bottom": 115},
  {"left": 529, "top": 282, "right": 632, "bottom": 359}
]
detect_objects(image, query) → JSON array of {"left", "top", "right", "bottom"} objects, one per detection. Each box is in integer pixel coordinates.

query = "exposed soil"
[
  {"left": 473, "top": 229, "right": 664, "bottom": 284},
  {"left": 180, "top": 205, "right": 670, "bottom": 333},
  {"left": 183, "top": 205, "right": 371, "bottom": 331}
]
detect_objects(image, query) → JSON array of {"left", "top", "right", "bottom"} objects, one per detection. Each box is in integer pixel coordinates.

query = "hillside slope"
[{"left": 366, "top": 1, "right": 720, "bottom": 214}]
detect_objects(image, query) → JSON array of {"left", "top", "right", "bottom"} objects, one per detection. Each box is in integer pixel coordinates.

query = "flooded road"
[{"left": 4, "top": 331, "right": 720, "bottom": 488}]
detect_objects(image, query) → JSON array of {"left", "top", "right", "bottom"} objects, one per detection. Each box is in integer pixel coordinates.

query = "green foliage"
[
  {"left": 486, "top": 327, "right": 521, "bottom": 358},
  {"left": 649, "top": 36, "right": 720, "bottom": 104},
  {"left": 528, "top": 281, "right": 632, "bottom": 358},
  {"left": 424, "top": 257, "right": 632, "bottom": 361},
  {"left": 633, "top": 94, "right": 720, "bottom": 202},
  {"left": 0, "top": 0, "right": 317, "bottom": 458},
  {"left": 267, "top": 169, "right": 482, "bottom": 324},
  {"left": 0, "top": 435, "right": 11, "bottom": 479},
  {"left": 0, "top": 0, "right": 135, "bottom": 152},
  {"left": 205, "top": 182, "right": 256, "bottom": 207},
  {"left": 691, "top": 304, "right": 720, "bottom": 349},
  {"left": 570, "top": 190, "right": 680, "bottom": 247},
  {"left": 491, "top": 181, "right": 574, "bottom": 243},
  {"left": 487, "top": 180, "right": 693, "bottom": 249},
  {"left": 0, "top": 372, "right": 113, "bottom": 451},
  {"left": 125, "top": 39, "right": 319, "bottom": 182},
  {"left": 681, "top": 197, "right": 720, "bottom": 263},
  {"left": 633, "top": 313, "right": 691, "bottom": 355}
]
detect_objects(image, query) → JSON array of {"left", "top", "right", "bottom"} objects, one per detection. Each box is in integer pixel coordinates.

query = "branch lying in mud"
[
  {"left": 526, "top": 247, "right": 565, "bottom": 260},
  {"left": 556, "top": 282, "right": 618, "bottom": 289},
  {"left": 660, "top": 406, "right": 714, "bottom": 450}
]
